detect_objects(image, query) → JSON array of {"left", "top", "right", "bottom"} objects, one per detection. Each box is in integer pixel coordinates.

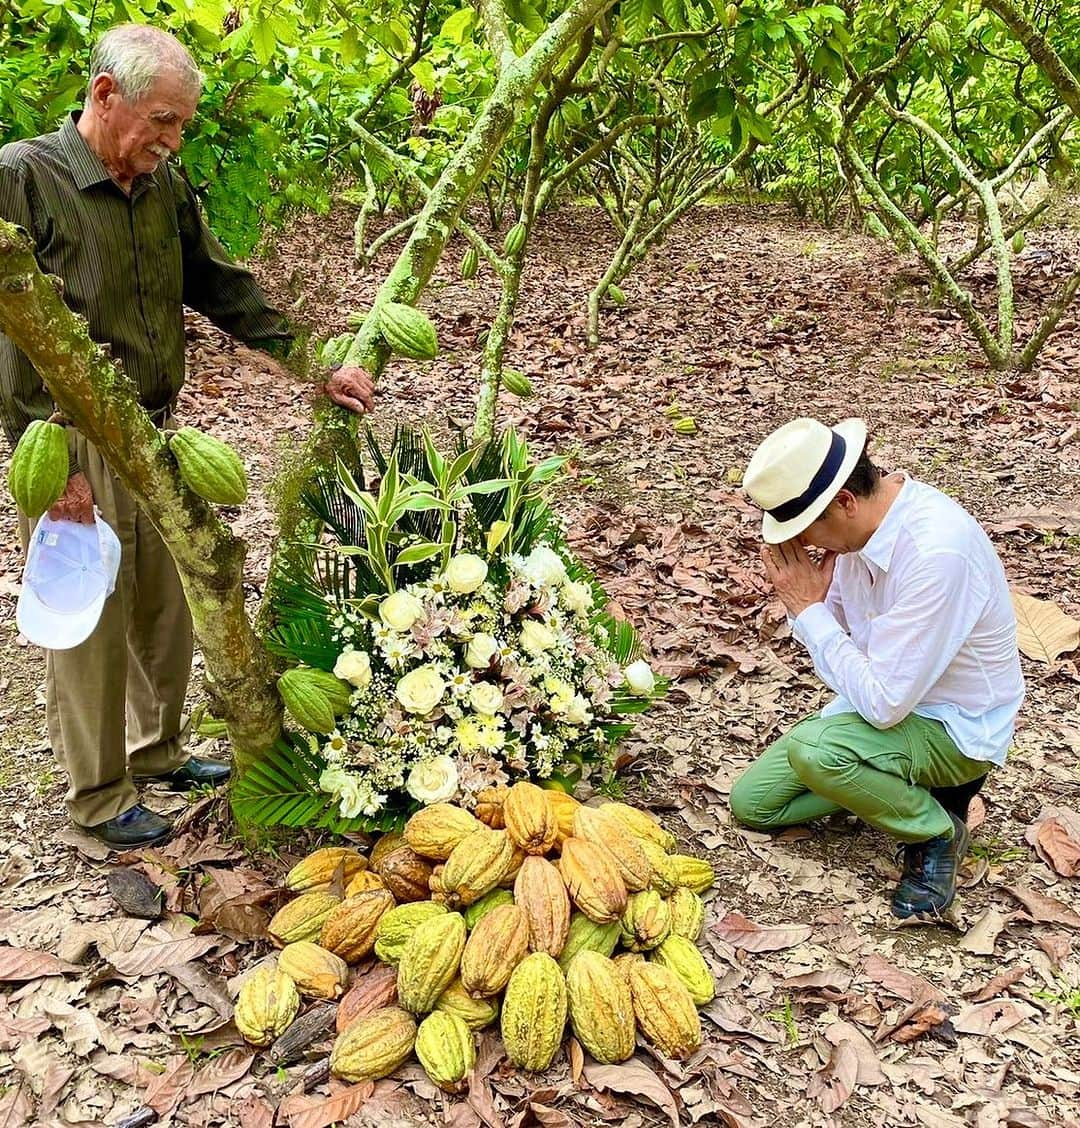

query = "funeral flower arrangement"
[{"left": 233, "top": 427, "right": 664, "bottom": 832}]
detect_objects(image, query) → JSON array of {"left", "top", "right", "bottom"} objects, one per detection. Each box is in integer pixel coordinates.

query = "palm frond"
[
  {"left": 301, "top": 463, "right": 368, "bottom": 547},
  {"left": 265, "top": 618, "right": 340, "bottom": 669}
]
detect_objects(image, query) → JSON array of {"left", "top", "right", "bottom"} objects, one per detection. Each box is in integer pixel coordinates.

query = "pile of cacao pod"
[{"left": 236, "top": 783, "right": 717, "bottom": 1092}]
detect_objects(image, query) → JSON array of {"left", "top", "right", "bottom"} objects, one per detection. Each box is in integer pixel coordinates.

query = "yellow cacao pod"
[
  {"left": 370, "top": 831, "right": 405, "bottom": 871},
  {"left": 377, "top": 845, "right": 436, "bottom": 903},
  {"left": 397, "top": 912, "right": 467, "bottom": 1014},
  {"left": 234, "top": 965, "right": 300, "bottom": 1046},
  {"left": 573, "top": 806, "right": 652, "bottom": 892},
  {"left": 501, "top": 952, "right": 568, "bottom": 1072},
  {"left": 319, "top": 889, "right": 396, "bottom": 963},
  {"left": 514, "top": 856, "right": 571, "bottom": 957},
  {"left": 374, "top": 901, "right": 448, "bottom": 966},
  {"left": 637, "top": 839, "right": 679, "bottom": 896},
  {"left": 620, "top": 889, "right": 672, "bottom": 952},
  {"left": 559, "top": 838, "right": 628, "bottom": 923},
  {"left": 667, "top": 888, "right": 705, "bottom": 941},
  {"left": 329, "top": 1006, "right": 417, "bottom": 1082},
  {"left": 440, "top": 828, "right": 514, "bottom": 907},
  {"left": 566, "top": 951, "right": 635, "bottom": 1064},
  {"left": 670, "top": 854, "right": 714, "bottom": 894},
  {"left": 345, "top": 870, "right": 388, "bottom": 896},
  {"left": 558, "top": 912, "right": 620, "bottom": 972},
  {"left": 268, "top": 890, "right": 340, "bottom": 947},
  {"left": 498, "top": 846, "right": 527, "bottom": 889},
  {"left": 612, "top": 952, "right": 645, "bottom": 984},
  {"left": 650, "top": 935, "right": 715, "bottom": 1006},
  {"left": 405, "top": 803, "right": 484, "bottom": 860},
  {"left": 474, "top": 786, "right": 508, "bottom": 829},
  {"left": 336, "top": 964, "right": 399, "bottom": 1032},
  {"left": 503, "top": 781, "right": 559, "bottom": 855},
  {"left": 546, "top": 790, "right": 581, "bottom": 847},
  {"left": 463, "top": 888, "right": 514, "bottom": 929},
  {"left": 628, "top": 961, "right": 702, "bottom": 1060},
  {"left": 285, "top": 846, "right": 368, "bottom": 892},
  {"left": 278, "top": 941, "right": 349, "bottom": 1000},
  {"left": 435, "top": 978, "right": 500, "bottom": 1031},
  {"left": 415, "top": 1010, "right": 476, "bottom": 1093},
  {"left": 600, "top": 802, "right": 676, "bottom": 853},
  {"left": 460, "top": 903, "right": 530, "bottom": 998}
]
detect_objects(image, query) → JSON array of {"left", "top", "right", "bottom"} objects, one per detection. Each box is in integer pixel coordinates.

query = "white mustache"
[{"left": 148, "top": 144, "right": 171, "bottom": 160}]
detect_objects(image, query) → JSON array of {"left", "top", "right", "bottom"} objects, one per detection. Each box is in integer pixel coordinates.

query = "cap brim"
[
  {"left": 761, "top": 418, "right": 867, "bottom": 544},
  {"left": 16, "top": 585, "right": 108, "bottom": 650}
]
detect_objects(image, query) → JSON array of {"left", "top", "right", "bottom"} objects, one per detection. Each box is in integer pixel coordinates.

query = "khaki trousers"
[{"left": 18, "top": 427, "right": 192, "bottom": 826}]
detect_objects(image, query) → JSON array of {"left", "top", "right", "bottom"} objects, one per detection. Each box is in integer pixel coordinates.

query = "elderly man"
[
  {"left": 730, "top": 418, "right": 1024, "bottom": 918},
  {"left": 0, "top": 24, "right": 374, "bottom": 847}
]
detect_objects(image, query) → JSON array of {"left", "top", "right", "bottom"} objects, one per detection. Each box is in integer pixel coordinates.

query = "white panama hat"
[
  {"left": 16, "top": 512, "right": 121, "bottom": 650},
  {"left": 744, "top": 417, "right": 868, "bottom": 544}
]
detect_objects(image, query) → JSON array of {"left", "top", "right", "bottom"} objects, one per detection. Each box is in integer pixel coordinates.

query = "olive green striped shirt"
[{"left": 0, "top": 113, "right": 292, "bottom": 449}]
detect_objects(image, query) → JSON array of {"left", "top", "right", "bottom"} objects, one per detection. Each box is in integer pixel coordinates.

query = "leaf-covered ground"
[{"left": 0, "top": 200, "right": 1078, "bottom": 1127}]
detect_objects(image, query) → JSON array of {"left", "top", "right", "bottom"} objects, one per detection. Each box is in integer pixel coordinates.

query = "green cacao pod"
[
  {"left": 397, "top": 912, "right": 467, "bottom": 1014},
  {"left": 440, "top": 828, "right": 514, "bottom": 907},
  {"left": 503, "top": 222, "right": 527, "bottom": 256},
  {"left": 234, "top": 965, "right": 301, "bottom": 1046},
  {"left": 667, "top": 887, "right": 705, "bottom": 941},
  {"left": 415, "top": 1010, "right": 476, "bottom": 1093},
  {"left": 1011, "top": 230, "right": 1026, "bottom": 254},
  {"left": 628, "top": 961, "right": 702, "bottom": 1060},
  {"left": 318, "top": 333, "right": 352, "bottom": 367},
  {"left": 8, "top": 420, "right": 69, "bottom": 519},
  {"left": 434, "top": 978, "right": 500, "bottom": 1031},
  {"left": 460, "top": 246, "right": 479, "bottom": 280},
  {"left": 620, "top": 889, "right": 672, "bottom": 952},
  {"left": 329, "top": 1006, "right": 417, "bottom": 1082},
  {"left": 607, "top": 284, "right": 626, "bottom": 305},
  {"left": 464, "top": 888, "right": 514, "bottom": 930},
  {"left": 277, "top": 669, "right": 338, "bottom": 735},
  {"left": 723, "top": 165, "right": 738, "bottom": 188},
  {"left": 374, "top": 901, "right": 449, "bottom": 966},
  {"left": 268, "top": 890, "right": 340, "bottom": 947},
  {"left": 379, "top": 301, "right": 438, "bottom": 360},
  {"left": 460, "top": 903, "right": 530, "bottom": 998},
  {"left": 168, "top": 426, "right": 248, "bottom": 505},
  {"left": 650, "top": 934, "right": 715, "bottom": 1006},
  {"left": 637, "top": 839, "right": 679, "bottom": 895},
  {"left": 670, "top": 854, "right": 714, "bottom": 894},
  {"left": 927, "top": 21, "right": 951, "bottom": 58},
  {"left": 558, "top": 912, "right": 620, "bottom": 972},
  {"left": 566, "top": 951, "right": 635, "bottom": 1064},
  {"left": 501, "top": 952, "right": 568, "bottom": 1072},
  {"left": 724, "top": 3, "right": 739, "bottom": 29},
  {"left": 501, "top": 368, "right": 534, "bottom": 397}
]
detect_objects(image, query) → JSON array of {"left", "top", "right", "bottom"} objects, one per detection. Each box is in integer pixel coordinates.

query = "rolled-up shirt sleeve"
[{"left": 792, "top": 551, "right": 987, "bottom": 729}]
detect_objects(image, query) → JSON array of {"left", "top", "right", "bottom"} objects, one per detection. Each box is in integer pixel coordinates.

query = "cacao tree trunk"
[{"left": 0, "top": 221, "right": 283, "bottom": 775}]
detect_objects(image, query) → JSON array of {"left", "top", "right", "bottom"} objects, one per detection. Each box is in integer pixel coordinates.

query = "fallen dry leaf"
[
  {"left": 109, "top": 934, "right": 221, "bottom": 976},
  {"left": 1024, "top": 807, "right": 1080, "bottom": 877},
  {"left": 807, "top": 1038, "right": 858, "bottom": 1113},
  {"left": 0, "top": 1073, "right": 32, "bottom": 1128},
  {"left": 583, "top": 1057, "right": 680, "bottom": 1128},
  {"left": 954, "top": 999, "right": 1036, "bottom": 1035},
  {"left": 0, "top": 946, "right": 81, "bottom": 981},
  {"left": 965, "top": 965, "right": 1029, "bottom": 1002},
  {"left": 710, "top": 911, "right": 812, "bottom": 952},
  {"left": 1004, "top": 885, "right": 1080, "bottom": 928},
  {"left": 144, "top": 1055, "right": 196, "bottom": 1116},
  {"left": 823, "top": 1021, "right": 886, "bottom": 1086},
  {"left": 887, "top": 1002, "right": 952, "bottom": 1045},
  {"left": 1011, "top": 591, "right": 1080, "bottom": 663},
  {"left": 279, "top": 1081, "right": 375, "bottom": 1128},
  {"left": 1034, "top": 933, "right": 1072, "bottom": 969},
  {"left": 958, "top": 907, "right": 1013, "bottom": 955},
  {"left": 187, "top": 1047, "right": 254, "bottom": 1097},
  {"left": 862, "top": 953, "right": 945, "bottom": 1003}
]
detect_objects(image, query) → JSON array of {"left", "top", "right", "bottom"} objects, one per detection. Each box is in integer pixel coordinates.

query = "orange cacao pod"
[
  {"left": 460, "top": 903, "right": 530, "bottom": 998},
  {"left": 377, "top": 845, "right": 435, "bottom": 903},
  {"left": 573, "top": 806, "right": 652, "bottom": 891},
  {"left": 336, "top": 963, "right": 399, "bottom": 1032},
  {"left": 559, "top": 838, "right": 628, "bottom": 923},
  {"left": 514, "top": 856, "right": 570, "bottom": 957},
  {"left": 503, "top": 781, "right": 559, "bottom": 855},
  {"left": 285, "top": 846, "right": 368, "bottom": 892},
  {"left": 474, "top": 786, "right": 508, "bottom": 829},
  {"left": 546, "top": 790, "right": 581, "bottom": 847},
  {"left": 319, "top": 889, "right": 396, "bottom": 963},
  {"left": 345, "top": 870, "right": 388, "bottom": 896}
]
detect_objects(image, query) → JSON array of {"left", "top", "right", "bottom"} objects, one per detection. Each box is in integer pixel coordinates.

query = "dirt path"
[{"left": 1, "top": 202, "right": 1077, "bottom": 1126}]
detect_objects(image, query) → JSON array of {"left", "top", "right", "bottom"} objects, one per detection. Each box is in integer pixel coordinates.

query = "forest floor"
[{"left": 0, "top": 198, "right": 1078, "bottom": 1128}]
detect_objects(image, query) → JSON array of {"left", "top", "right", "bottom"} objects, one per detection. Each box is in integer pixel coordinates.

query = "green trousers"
[{"left": 729, "top": 712, "right": 990, "bottom": 844}]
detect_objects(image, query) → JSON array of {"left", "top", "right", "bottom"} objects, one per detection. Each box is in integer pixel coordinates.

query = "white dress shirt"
[{"left": 792, "top": 476, "right": 1024, "bottom": 765}]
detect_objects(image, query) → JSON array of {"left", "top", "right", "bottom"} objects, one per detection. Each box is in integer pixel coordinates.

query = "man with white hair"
[
  {"left": 730, "top": 418, "right": 1024, "bottom": 918},
  {"left": 0, "top": 24, "right": 375, "bottom": 847}
]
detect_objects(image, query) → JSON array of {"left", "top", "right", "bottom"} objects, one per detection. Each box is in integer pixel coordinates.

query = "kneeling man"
[{"left": 730, "top": 418, "right": 1023, "bottom": 918}]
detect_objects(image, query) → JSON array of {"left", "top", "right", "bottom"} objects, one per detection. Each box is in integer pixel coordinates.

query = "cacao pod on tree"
[
  {"left": 379, "top": 301, "right": 439, "bottom": 360},
  {"left": 501, "top": 368, "right": 535, "bottom": 397},
  {"left": 503, "top": 222, "right": 527, "bottom": 256},
  {"left": 8, "top": 420, "right": 69, "bottom": 519},
  {"left": 927, "top": 21, "right": 951, "bottom": 58},
  {"left": 277, "top": 668, "right": 346, "bottom": 735},
  {"left": 168, "top": 426, "right": 248, "bottom": 505},
  {"left": 460, "top": 246, "right": 479, "bottom": 279}
]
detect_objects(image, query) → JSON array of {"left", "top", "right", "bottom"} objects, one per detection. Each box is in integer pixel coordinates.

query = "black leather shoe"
[
  {"left": 892, "top": 814, "right": 970, "bottom": 919},
  {"left": 84, "top": 804, "right": 173, "bottom": 848},
  {"left": 152, "top": 756, "right": 232, "bottom": 791}
]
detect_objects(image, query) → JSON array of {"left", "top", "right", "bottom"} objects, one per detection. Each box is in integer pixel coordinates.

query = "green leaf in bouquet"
[
  {"left": 486, "top": 520, "right": 512, "bottom": 555},
  {"left": 393, "top": 541, "right": 444, "bottom": 566}
]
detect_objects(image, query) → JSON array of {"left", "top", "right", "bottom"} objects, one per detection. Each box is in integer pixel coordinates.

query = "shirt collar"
[
  {"left": 858, "top": 473, "right": 912, "bottom": 573},
  {"left": 60, "top": 113, "right": 114, "bottom": 191}
]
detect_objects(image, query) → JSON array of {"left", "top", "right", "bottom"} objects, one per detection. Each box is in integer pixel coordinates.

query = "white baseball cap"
[
  {"left": 16, "top": 513, "right": 121, "bottom": 650},
  {"left": 744, "top": 417, "right": 868, "bottom": 543}
]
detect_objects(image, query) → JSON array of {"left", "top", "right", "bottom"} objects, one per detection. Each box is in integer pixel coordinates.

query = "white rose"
[
  {"left": 319, "top": 764, "right": 349, "bottom": 793},
  {"left": 523, "top": 545, "right": 566, "bottom": 587},
  {"left": 624, "top": 659, "right": 656, "bottom": 696},
  {"left": 336, "top": 776, "right": 367, "bottom": 819},
  {"left": 395, "top": 664, "right": 446, "bottom": 714},
  {"left": 444, "top": 553, "right": 488, "bottom": 594},
  {"left": 566, "top": 694, "right": 592, "bottom": 726},
  {"left": 469, "top": 682, "right": 504, "bottom": 716},
  {"left": 465, "top": 632, "right": 499, "bottom": 669},
  {"left": 407, "top": 755, "right": 459, "bottom": 804},
  {"left": 380, "top": 590, "right": 424, "bottom": 631},
  {"left": 333, "top": 649, "right": 372, "bottom": 690},
  {"left": 561, "top": 580, "right": 593, "bottom": 615},
  {"left": 520, "top": 619, "right": 556, "bottom": 655}
]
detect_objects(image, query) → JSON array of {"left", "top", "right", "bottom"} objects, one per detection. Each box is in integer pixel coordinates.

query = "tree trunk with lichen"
[{"left": 0, "top": 220, "right": 282, "bottom": 777}]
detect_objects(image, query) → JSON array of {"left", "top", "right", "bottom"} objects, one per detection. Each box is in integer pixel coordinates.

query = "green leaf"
[
  {"left": 410, "top": 58, "right": 437, "bottom": 96},
  {"left": 622, "top": 0, "right": 654, "bottom": 41},
  {"left": 393, "top": 542, "right": 444, "bottom": 566},
  {"left": 441, "top": 8, "right": 476, "bottom": 43},
  {"left": 251, "top": 18, "right": 276, "bottom": 65}
]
